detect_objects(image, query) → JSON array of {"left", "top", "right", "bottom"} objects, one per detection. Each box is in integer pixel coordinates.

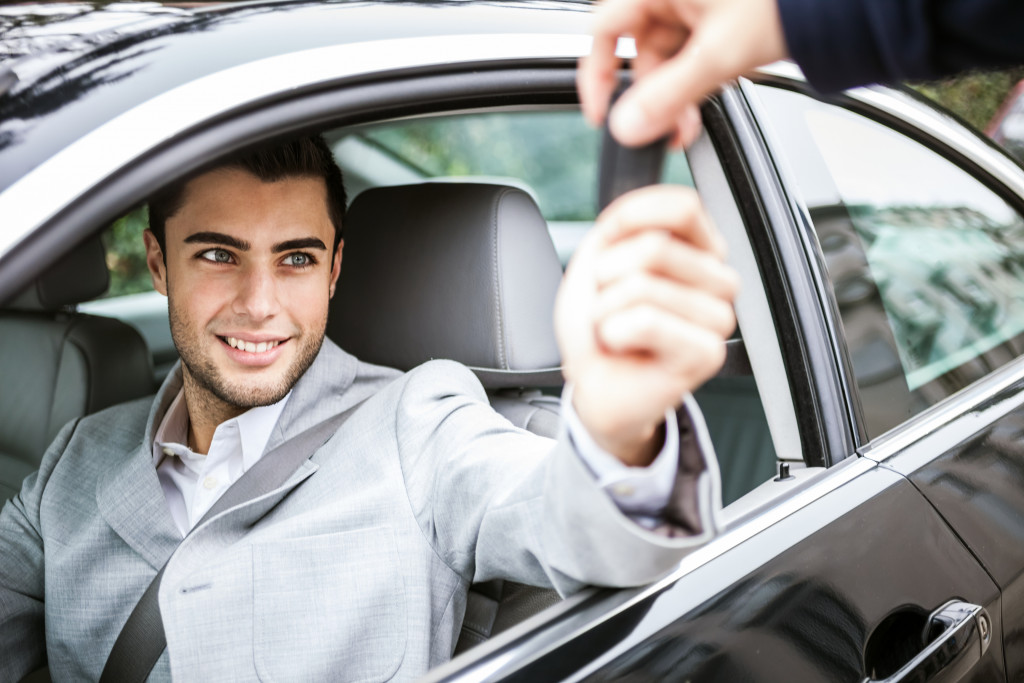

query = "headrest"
[
  {"left": 6, "top": 233, "right": 110, "bottom": 310},
  {"left": 328, "top": 183, "right": 564, "bottom": 389}
]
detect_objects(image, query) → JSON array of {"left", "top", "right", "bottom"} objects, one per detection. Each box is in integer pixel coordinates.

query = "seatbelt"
[{"left": 99, "top": 401, "right": 365, "bottom": 683}]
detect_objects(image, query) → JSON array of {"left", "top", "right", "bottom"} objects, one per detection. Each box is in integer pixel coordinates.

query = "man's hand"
[
  {"left": 578, "top": 0, "right": 788, "bottom": 148},
  {"left": 556, "top": 185, "right": 738, "bottom": 466}
]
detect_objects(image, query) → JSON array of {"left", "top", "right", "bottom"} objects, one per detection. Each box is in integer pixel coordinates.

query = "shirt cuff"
[{"left": 561, "top": 384, "right": 681, "bottom": 520}]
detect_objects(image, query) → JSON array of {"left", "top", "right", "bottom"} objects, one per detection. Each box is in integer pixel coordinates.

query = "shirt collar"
[{"left": 152, "top": 388, "right": 291, "bottom": 471}]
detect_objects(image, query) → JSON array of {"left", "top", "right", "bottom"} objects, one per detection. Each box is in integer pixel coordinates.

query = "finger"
[
  {"left": 577, "top": 41, "right": 622, "bottom": 127},
  {"left": 597, "top": 186, "right": 728, "bottom": 261},
  {"left": 580, "top": 0, "right": 651, "bottom": 126},
  {"left": 598, "top": 304, "right": 728, "bottom": 376},
  {"left": 609, "top": 34, "right": 728, "bottom": 147},
  {"left": 593, "top": 273, "right": 737, "bottom": 338},
  {"left": 595, "top": 231, "right": 739, "bottom": 301},
  {"left": 631, "top": 19, "right": 689, "bottom": 81}
]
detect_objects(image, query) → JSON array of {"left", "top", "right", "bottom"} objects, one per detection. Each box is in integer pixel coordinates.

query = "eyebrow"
[
  {"left": 272, "top": 237, "right": 328, "bottom": 253},
  {"left": 182, "top": 232, "right": 327, "bottom": 253},
  {"left": 183, "top": 232, "right": 250, "bottom": 250}
]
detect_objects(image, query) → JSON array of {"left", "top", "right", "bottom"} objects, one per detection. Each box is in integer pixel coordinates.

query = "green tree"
[
  {"left": 101, "top": 205, "right": 152, "bottom": 298},
  {"left": 911, "top": 67, "right": 1024, "bottom": 133}
]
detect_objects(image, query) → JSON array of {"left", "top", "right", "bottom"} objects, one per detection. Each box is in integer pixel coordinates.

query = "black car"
[{"left": 2, "top": 1, "right": 1023, "bottom": 680}]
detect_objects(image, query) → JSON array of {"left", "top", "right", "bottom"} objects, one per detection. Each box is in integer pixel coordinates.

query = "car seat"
[
  {"left": 0, "top": 234, "right": 153, "bottom": 504},
  {"left": 327, "top": 182, "right": 565, "bottom": 652}
]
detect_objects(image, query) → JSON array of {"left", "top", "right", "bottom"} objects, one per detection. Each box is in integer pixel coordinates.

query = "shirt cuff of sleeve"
[{"left": 561, "top": 384, "right": 681, "bottom": 517}]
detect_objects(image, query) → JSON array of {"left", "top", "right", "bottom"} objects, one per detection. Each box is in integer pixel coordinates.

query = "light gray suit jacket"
[{"left": 0, "top": 340, "right": 721, "bottom": 682}]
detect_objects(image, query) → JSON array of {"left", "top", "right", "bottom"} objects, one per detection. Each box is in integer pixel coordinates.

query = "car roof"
[{"left": 0, "top": 0, "right": 593, "bottom": 194}]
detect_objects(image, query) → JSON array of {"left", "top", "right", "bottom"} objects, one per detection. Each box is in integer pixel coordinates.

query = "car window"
[
  {"left": 87, "top": 108, "right": 778, "bottom": 507},
  {"left": 754, "top": 85, "right": 1024, "bottom": 438},
  {"left": 329, "top": 109, "right": 694, "bottom": 266},
  {"left": 100, "top": 205, "right": 151, "bottom": 298}
]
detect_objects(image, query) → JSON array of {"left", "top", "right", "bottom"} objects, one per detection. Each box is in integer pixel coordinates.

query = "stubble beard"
[{"left": 168, "top": 293, "right": 326, "bottom": 414}]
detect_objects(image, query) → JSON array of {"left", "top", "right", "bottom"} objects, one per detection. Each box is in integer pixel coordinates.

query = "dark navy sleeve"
[{"left": 778, "top": 0, "right": 1024, "bottom": 93}]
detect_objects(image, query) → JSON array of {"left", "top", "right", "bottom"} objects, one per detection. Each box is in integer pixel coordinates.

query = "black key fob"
[{"left": 597, "top": 90, "right": 669, "bottom": 211}]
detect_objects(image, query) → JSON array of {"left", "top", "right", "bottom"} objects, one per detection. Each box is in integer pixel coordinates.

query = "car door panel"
[
  {"left": 434, "top": 465, "right": 1003, "bottom": 681},
  {"left": 876, "top": 390, "right": 1024, "bottom": 680}
]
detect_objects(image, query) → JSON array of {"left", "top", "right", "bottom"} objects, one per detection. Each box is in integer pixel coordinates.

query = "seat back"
[
  {"left": 0, "top": 235, "right": 153, "bottom": 502},
  {"left": 328, "top": 182, "right": 565, "bottom": 652}
]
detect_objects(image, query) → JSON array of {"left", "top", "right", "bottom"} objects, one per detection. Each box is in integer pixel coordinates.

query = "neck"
[{"left": 181, "top": 369, "right": 246, "bottom": 454}]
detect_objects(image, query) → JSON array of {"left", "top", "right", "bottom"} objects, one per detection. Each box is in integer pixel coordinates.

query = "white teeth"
[{"left": 225, "top": 337, "right": 280, "bottom": 353}]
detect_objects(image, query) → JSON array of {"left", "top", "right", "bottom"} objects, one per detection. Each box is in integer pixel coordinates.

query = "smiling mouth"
[{"left": 220, "top": 336, "right": 287, "bottom": 354}]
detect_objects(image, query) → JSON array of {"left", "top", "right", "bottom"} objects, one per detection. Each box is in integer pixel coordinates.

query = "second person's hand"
[{"left": 578, "top": 0, "right": 788, "bottom": 148}]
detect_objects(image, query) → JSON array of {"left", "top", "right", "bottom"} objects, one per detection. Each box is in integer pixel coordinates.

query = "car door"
[
  {"left": 746, "top": 77, "right": 1024, "bottom": 681},
  {"left": 426, "top": 82, "right": 1012, "bottom": 681}
]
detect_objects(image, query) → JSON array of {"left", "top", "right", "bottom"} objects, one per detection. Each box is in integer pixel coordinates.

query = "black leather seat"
[
  {"left": 0, "top": 235, "right": 154, "bottom": 503},
  {"left": 328, "top": 182, "right": 566, "bottom": 652}
]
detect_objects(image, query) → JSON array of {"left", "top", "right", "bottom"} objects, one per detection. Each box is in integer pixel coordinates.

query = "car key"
[{"left": 597, "top": 89, "right": 670, "bottom": 211}]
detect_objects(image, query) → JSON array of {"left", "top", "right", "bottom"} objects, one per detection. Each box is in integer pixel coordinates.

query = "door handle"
[{"left": 866, "top": 600, "right": 992, "bottom": 683}]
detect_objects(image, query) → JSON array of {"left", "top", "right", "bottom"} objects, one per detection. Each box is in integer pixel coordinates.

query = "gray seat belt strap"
[{"left": 99, "top": 401, "right": 365, "bottom": 683}]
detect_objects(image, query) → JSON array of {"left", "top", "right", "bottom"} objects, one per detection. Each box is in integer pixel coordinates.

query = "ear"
[
  {"left": 143, "top": 230, "right": 168, "bottom": 296},
  {"left": 328, "top": 238, "right": 343, "bottom": 299}
]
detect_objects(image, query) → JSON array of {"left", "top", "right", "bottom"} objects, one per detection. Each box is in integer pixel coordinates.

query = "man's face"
[{"left": 144, "top": 167, "right": 342, "bottom": 410}]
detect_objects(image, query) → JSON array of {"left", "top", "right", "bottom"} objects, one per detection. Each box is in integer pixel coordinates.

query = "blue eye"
[
  {"left": 200, "top": 248, "right": 232, "bottom": 263},
  {"left": 286, "top": 253, "right": 313, "bottom": 267}
]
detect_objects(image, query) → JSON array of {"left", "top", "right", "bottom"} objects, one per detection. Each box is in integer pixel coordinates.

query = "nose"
[{"left": 232, "top": 263, "right": 280, "bottom": 322}]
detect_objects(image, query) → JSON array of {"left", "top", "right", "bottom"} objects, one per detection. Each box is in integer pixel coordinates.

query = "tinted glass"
[{"left": 755, "top": 85, "right": 1024, "bottom": 437}]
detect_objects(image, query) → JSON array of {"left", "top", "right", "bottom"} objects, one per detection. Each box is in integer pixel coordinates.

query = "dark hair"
[{"left": 148, "top": 134, "right": 347, "bottom": 259}]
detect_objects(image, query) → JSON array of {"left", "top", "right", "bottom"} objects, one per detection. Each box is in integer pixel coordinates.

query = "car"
[{"left": 2, "top": 1, "right": 1023, "bottom": 680}]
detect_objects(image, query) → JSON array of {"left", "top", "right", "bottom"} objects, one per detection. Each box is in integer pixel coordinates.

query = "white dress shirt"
[{"left": 153, "top": 386, "right": 680, "bottom": 536}]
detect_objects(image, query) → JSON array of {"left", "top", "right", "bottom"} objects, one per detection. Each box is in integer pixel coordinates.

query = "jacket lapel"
[
  {"left": 97, "top": 368, "right": 185, "bottom": 570},
  {"left": 264, "top": 338, "right": 360, "bottom": 453}
]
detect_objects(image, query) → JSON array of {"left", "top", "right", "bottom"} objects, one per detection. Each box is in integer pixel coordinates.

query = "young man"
[{"left": 0, "top": 136, "right": 738, "bottom": 680}]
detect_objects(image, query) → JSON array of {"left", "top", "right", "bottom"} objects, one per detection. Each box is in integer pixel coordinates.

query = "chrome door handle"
[{"left": 866, "top": 600, "right": 992, "bottom": 683}]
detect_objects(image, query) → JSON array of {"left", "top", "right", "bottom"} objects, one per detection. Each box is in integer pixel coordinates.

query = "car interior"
[{"left": 0, "top": 106, "right": 789, "bottom": 662}]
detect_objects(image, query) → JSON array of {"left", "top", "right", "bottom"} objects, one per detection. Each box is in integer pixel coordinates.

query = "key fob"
[{"left": 597, "top": 89, "right": 669, "bottom": 211}]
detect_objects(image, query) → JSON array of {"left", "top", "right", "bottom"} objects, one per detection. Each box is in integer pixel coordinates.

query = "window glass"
[
  {"left": 755, "top": 85, "right": 1024, "bottom": 437},
  {"left": 329, "top": 109, "right": 693, "bottom": 266},
  {"left": 99, "top": 205, "right": 152, "bottom": 298}
]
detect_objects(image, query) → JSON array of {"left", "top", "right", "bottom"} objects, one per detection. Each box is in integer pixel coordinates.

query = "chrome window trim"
[
  {"left": 0, "top": 33, "right": 639, "bottom": 262},
  {"left": 862, "top": 353, "right": 1024, "bottom": 469}
]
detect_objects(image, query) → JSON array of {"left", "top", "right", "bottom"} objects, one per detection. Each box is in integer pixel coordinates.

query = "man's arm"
[
  {"left": 0, "top": 420, "right": 77, "bottom": 681},
  {"left": 393, "top": 360, "right": 720, "bottom": 595},
  {"left": 396, "top": 185, "right": 731, "bottom": 594}
]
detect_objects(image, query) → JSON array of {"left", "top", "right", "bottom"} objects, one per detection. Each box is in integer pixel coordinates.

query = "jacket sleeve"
[
  {"left": 778, "top": 0, "right": 1024, "bottom": 93},
  {"left": 393, "top": 360, "right": 721, "bottom": 597},
  {"left": 0, "top": 418, "right": 78, "bottom": 681}
]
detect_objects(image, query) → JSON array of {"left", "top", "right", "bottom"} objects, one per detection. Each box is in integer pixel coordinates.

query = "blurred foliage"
[
  {"left": 911, "top": 67, "right": 1024, "bottom": 132},
  {"left": 101, "top": 205, "right": 152, "bottom": 298},
  {"left": 362, "top": 111, "right": 692, "bottom": 222}
]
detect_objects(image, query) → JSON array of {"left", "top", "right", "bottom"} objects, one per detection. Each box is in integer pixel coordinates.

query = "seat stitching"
[{"left": 490, "top": 189, "right": 510, "bottom": 370}]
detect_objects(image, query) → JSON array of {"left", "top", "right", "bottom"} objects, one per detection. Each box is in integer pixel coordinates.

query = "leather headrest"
[
  {"left": 6, "top": 233, "right": 110, "bottom": 310},
  {"left": 328, "top": 183, "right": 564, "bottom": 389}
]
